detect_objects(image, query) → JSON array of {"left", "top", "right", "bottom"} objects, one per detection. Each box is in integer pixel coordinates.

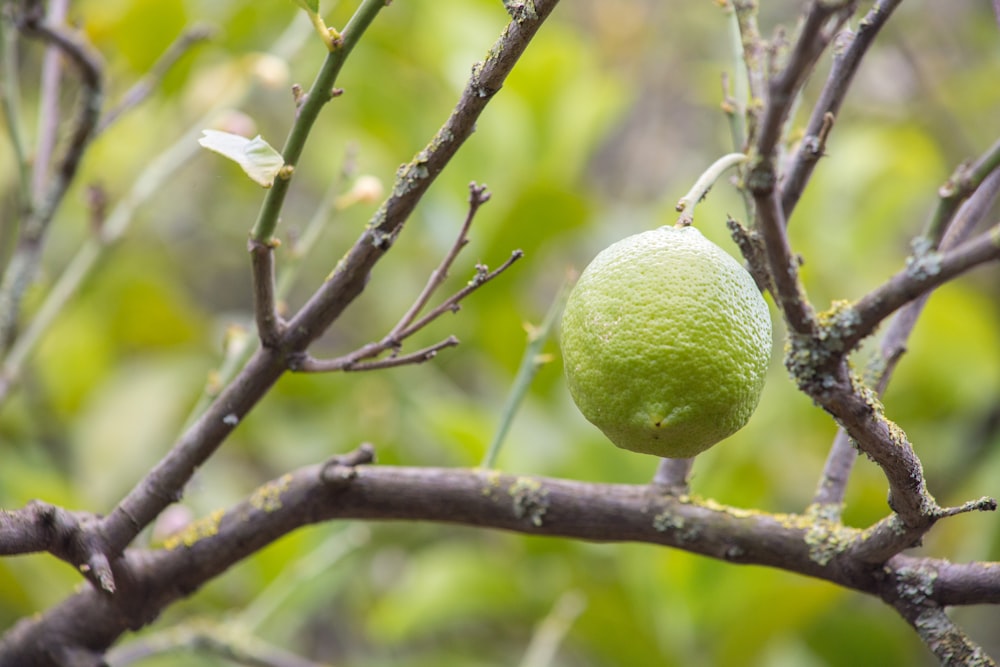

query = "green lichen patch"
[
  {"left": 163, "top": 509, "right": 225, "bottom": 550},
  {"left": 509, "top": 477, "right": 549, "bottom": 527},
  {"left": 652, "top": 510, "right": 701, "bottom": 542},
  {"left": 895, "top": 562, "right": 938, "bottom": 605},
  {"left": 905, "top": 236, "right": 943, "bottom": 280},
  {"left": 804, "top": 518, "right": 855, "bottom": 566},
  {"left": 249, "top": 474, "right": 292, "bottom": 513},
  {"left": 478, "top": 469, "right": 503, "bottom": 499},
  {"left": 785, "top": 301, "right": 865, "bottom": 396}
]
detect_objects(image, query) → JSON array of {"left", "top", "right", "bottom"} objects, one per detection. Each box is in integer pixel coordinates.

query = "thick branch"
[
  {"left": 812, "top": 171, "right": 1000, "bottom": 512},
  {"left": 4, "top": 459, "right": 998, "bottom": 665},
  {"left": 96, "top": 0, "right": 562, "bottom": 559}
]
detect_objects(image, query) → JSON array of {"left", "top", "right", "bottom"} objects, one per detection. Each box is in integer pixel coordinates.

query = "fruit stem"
[{"left": 675, "top": 152, "right": 748, "bottom": 226}]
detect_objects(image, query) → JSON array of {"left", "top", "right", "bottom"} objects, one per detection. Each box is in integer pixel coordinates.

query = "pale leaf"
[{"left": 198, "top": 130, "right": 285, "bottom": 188}]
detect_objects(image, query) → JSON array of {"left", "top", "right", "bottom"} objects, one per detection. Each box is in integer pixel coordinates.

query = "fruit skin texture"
[{"left": 560, "top": 225, "right": 772, "bottom": 459}]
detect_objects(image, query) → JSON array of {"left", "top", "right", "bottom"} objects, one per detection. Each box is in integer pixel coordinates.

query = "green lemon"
[{"left": 560, "top": 225, "right": 772, "bottom": 458}]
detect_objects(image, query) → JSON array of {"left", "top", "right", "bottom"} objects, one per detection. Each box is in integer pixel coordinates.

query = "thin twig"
[
  {"left": 388, "top": 182, "right": 491, "bottom": 341},
  {"left": 299, "top": 249, "right": 522, "bottom": 373},
  {"left": 518, "top": 590, "right": 587, "bottom": 667},
  {"left": 781, "top": 0, "right": 903, "bottom": 218},
  {"left": 0, "top": 9, "right": 32, "bottom": 216},
  {"left": 731, "top": 0, "right": 766, "bottom": 107},
  {"left": 754, "top": 1, "right": 855, "bottom": 158},
  {"left": 0, "top": 3, "right": 104, "bottom": 349},
  {"left": 299, "top": 335, "right": 459, "bottom": 372},
  {"left": 96, "top": 24, "right": 215, "bottom": 135},
  {"left": 398, "top": 251, "right": 523, "bottom": 340},
  {"left": 923, "top": 136, "right": 1000, "bottom": 247},
  {"left": 31, "top": 0, "right": 68, "bottom": 200},
  {"left": 844, "top": 221, "right": 1000, "bottom": 353}
]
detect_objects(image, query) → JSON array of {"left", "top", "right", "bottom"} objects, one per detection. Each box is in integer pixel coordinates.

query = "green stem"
[
  {"left": 675, "top": 152, "right": 747, "bottom": 226},
  {"left": 249, "top": 0, "right": 387, "bottom": 243},
  {"left": 481, "top": 278, "right": 572, "bottom": 469}
]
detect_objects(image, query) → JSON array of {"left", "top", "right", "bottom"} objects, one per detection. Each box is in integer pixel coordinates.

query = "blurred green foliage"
[{"left": 1, "top": 0, "right": 999, "bottom": 665}]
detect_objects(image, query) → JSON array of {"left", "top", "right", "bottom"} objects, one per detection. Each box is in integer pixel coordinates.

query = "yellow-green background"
[{"left": 1, "top": 1, "right": 999, "bottom": 665}]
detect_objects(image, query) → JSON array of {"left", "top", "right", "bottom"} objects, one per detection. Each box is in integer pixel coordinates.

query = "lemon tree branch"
[
  {"left": 780, "top": 0, "right": 903, "bottom": 219},
  {"left": 95, "top": 0, "right": 562, "bottom": 568},
  {"left": 3, "top": 454, "right": 997, "bottom": 665},
  {"left": 0, "top": 2, "right": 103, "bottom": 350}
]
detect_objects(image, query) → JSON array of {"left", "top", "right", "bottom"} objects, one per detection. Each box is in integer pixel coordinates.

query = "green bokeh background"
[{"left": 1, "top": 1, "right": 999, "bottom": 665}]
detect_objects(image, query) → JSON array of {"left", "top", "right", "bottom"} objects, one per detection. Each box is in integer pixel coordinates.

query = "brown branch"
[
  {"left": 282, "top": 1, "right": 561, "bottom": 351},
  {"left": 923, "top": 136, "right": 1000, "bottom": 246},
  {"left": 747, "top": 176, "right": 816, "bottom": 335},
  {"left": 812, "top": 170, "right": 1000, "bottom": 513},
  {"left": 781, "top": 0, "right": 904, "bottom": 218},
  {"left": 0, "top": 501, "right": 115, "bottom": 593},
  {"left": 3, "top": 455, "right": 997, "bottom": 664},
  {"left": 843, "top": 222, "right": 1000, "bottom": 353},
  {"left": 248, "top": 237, "right": 285, "bottom": 347},
  {"left": 387, "top": 182, "right": 492, "bottom": 340},
  {"left": 298, "top": 335, "right": 459, "bottom": 372},
  {"left": 889, "top": 597, "right": 995, "bottom": 666},
  {"left": 0, "top": 0, "right": 104, "bottom": 349},
  {"left": 754, "top": 0, "right": 856, "bottom": 158},
  {"left": 95, "top": 0, "right": 562, "bottom": 559}
]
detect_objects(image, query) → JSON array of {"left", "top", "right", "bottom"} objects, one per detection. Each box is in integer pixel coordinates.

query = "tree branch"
[
  {"left": 388, "top": 182, "right": 492, "bottom": 339},
  {"left": 781, "top": 0, "right": 903, "bottom": 218},
  {"left": 754, "top": 0, "right": 856, "bottom": 159},
  {"left": 283, "top": 0, "right": 562, "bottom": 350},
  {"left": 3, "top": 455, "right": 997, "bottom": 664},
  {"left": 0, "top": 1, "right": 104, "bottom": 349},
  {"left": 249, "top": 237, "right": 285, "bottom": 347},
  {"left": 844, "top": 221, "right": 1000, "bottom": 353},
  {"left": 298, "top": 335, "right": 460, "bottom": 372},
  {"left": 923, "top": 136, "right": 1000, "bottom": 246},
  {"left": 96, "top": 0, "right": 562, "bottom": 562},
  {"left": 812, "top": 170, "right": 1000, "bottom": 513}
]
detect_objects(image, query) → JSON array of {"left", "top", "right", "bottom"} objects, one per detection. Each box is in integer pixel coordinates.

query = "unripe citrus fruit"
[{"left": 560, "top": 225, "right": 771, "bottom": 458}]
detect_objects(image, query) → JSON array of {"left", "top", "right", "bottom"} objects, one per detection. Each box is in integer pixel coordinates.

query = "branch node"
[{"left": 320, "top": 443, "right": 376, "bottom": 486}]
